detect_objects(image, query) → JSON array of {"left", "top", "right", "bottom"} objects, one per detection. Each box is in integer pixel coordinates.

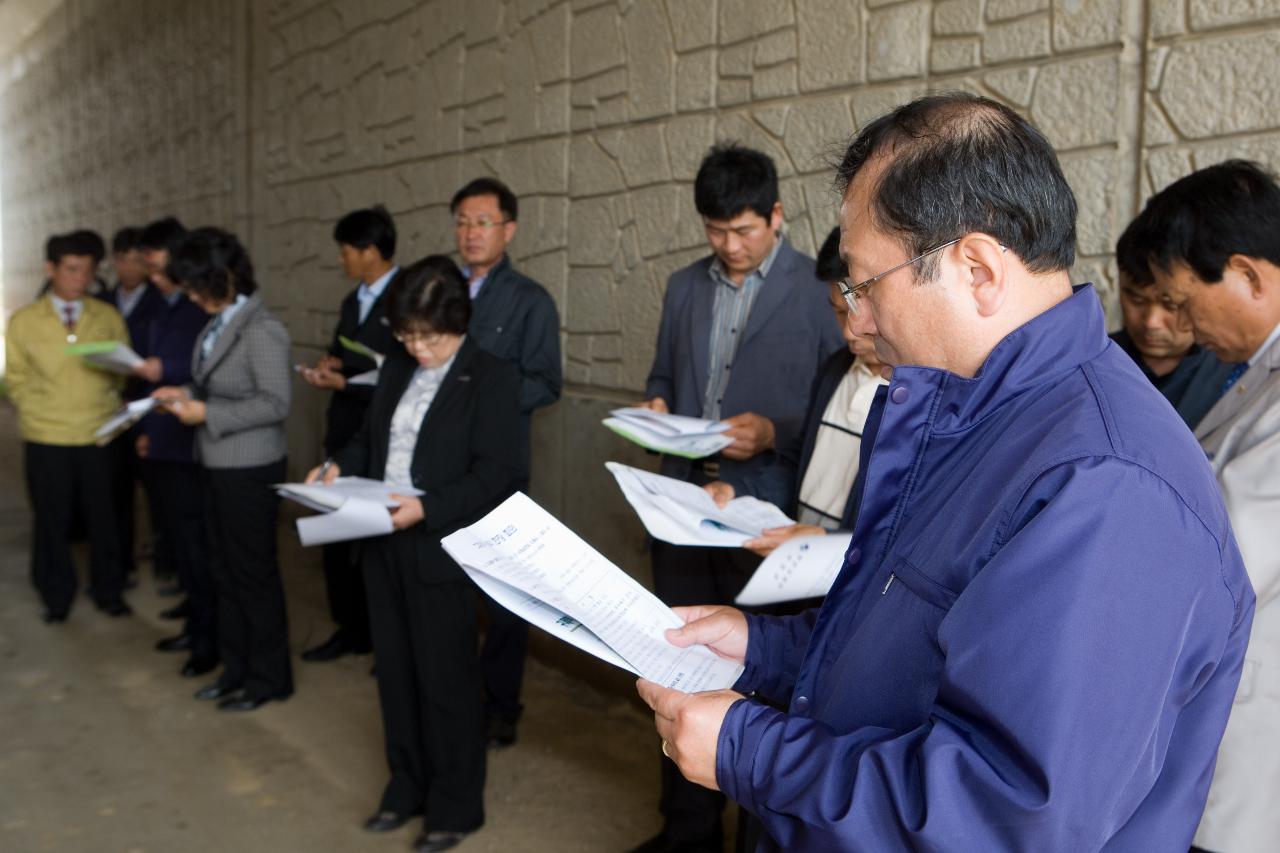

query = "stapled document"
[{"left": 735, "top": 532, "right": 853, "bottom": 606}]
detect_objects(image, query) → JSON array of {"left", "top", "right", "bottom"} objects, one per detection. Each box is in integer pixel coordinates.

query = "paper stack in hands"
[
  {"left": 734, "top": 532, "right": 853, "bottom": 606},
  {"left": 442, "top": 492, "right": 744, "bottom": 693},
  {"left": 276, "top": 477, "right": 422, "bottom": 546},
  {"left": 602, "top": 407, "right": 733, "bottom": 459},
  {"left": 94, "top": 397, "right": 159, "bottom": 444},
  {"left": 607, "top": 462, "right": 794, "bottom": 547},
  {"left": 67, "top": 340, "right": 144, "bottom": 374},
  {"left": 338, "top": 335, "right": 384, "bottom": 367}
]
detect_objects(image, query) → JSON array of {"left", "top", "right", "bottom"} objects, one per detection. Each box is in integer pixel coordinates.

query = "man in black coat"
[
  {"left": 298, "top": 206, "right": 400, "bottom": 663},
  {"left": 450, "top": 177, "right": 562, "bottom": 747}
]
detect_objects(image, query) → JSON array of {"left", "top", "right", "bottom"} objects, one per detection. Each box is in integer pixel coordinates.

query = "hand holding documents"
[
  {"left": 276, "top": 477, "right": 423, "bottom": 546},
  {"left": 607, "top": 462, "right": 794, "bottom": 547},
  {"left": 735, "top": 532, "right": 853, "bottom": 606},
  {"left": 338, "top": 335, "right": 385, "bottom": 367},
  {"left": 603, "top": 407, "right": 733, "bottom": 459},
  {"left": 94, "top": 397, "right": 159, "bottom": 444},
  {"left": 442, "top": 493, "right": 744, "bottom": 692},
  {"left": 66, "top": 340, "right": 144, "bottom": 374}
]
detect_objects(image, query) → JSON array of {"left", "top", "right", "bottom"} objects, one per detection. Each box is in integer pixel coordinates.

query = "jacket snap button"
[
  {"left": 890, "top": 385, "right": 910, "bottom": 404},
  {"left": 793, "top": 695, "right": 810, "bottom": 713},
  {"left": 847, "top": 547, "right": 862, "bottom": 564}
]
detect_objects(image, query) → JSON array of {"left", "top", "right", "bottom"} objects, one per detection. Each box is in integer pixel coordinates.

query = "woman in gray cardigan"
[{"left": 153, "top": 227, "right": 294, "bottom": 711}]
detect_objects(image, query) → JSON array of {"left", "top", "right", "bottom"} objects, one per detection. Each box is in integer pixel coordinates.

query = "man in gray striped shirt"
[{"left": 631, "top": 144, "right": 845, "bottom": 853}]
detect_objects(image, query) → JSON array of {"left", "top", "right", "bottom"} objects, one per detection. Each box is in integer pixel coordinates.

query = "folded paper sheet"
[
  {"left": 276, "top": 477, "right": 422, "bottom": 546},
  {"left": 442, "top": 492, "right": 744, "bottom": 693},
  {"left": 606, "top": 461, "right": 794, "bottom": 547},
  {"left": 734, "top": 533, "right": 853, "bottom": 606},
  {"left": 602, "top": 408, "right": 732, "bottom": 459},
  {"left": 94, "top": 397, "right": 159, "bottom": 443}
]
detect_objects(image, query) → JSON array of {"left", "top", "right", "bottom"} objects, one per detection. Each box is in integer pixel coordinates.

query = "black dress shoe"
[
  {"left": 194, "top": 682, "right": 242, "bottom": 701},
  {"left": 628, "top": 832, "right": 723, "bottom": 853},
  {"left": 96, "top": 600, "right": 132, "bottom": 617},
  {"left": 485, "top": 715, "right": 518, "bottom": 749},
  {"left": 155, "top": 633, "right": 193, "bottom": 652},
  {"left": 159, "top": 600, "right": 190, "bottom": 621},
  {"left": 41, "top": 609, "right": 68, "bottom": 624},
  {"left": 181, "top": 654, "right": 219, "bottom": 677},
  {"left": 413, "top": 830, "right": 469, "bottom": 852},
  {"left": 362, "top": 810, "right": 413, "bottom": 833},
  {"left": 301, "top": 631, "right": 356, "bottom": 662},
  {"left": 216, "top": 691, "right": 291, "bottom": 712}
]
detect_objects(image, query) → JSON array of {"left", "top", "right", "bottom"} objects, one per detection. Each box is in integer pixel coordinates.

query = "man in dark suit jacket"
[
  {"left": 108, "top": 226, "right": 169, "bottom": 584},
  {"left": 451, "top": 177, "right": 563, "bottom": 747},
  {"left": 134, "top": 269, "right": 218, "bottom": 677},
  {"left": 298, "top": 206, "right": 400, "bottom": 663},
  {"left": 705, "top": 227, "right": 887, "bottom": 556},
  {"left": 630, "top": 144, "right": 844, "bottom": 853}
]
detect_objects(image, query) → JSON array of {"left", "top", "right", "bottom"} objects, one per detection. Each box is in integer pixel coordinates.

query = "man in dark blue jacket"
[
  {"left": 638, "top": 94, "right": 1254, "bottom": 852},
  {"left": 631, "top": 145, "right": 844, "bottom": 853},
  {"left": 451, "top": 177, "right": 562, "bottom": 748}
]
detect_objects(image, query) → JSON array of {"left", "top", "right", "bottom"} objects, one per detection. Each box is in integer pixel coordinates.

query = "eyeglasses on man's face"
[
  {"left": 453, "top": 217, "right": 508, "bottom": 232},
  {"left": 838, "top": 239, "right": 1008, "bottom": 316}
]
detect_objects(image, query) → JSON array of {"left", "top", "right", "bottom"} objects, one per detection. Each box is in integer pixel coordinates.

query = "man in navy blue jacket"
[
  {"left": 638, "top": 94, "right": 1254, "bottom": 852},
  {"left": 133, "top": 219, "right": 219, "bottom": 677}
]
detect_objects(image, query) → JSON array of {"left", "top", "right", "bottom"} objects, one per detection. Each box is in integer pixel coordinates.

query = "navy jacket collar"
[{"left": 891, "top": 284, "right": 1108, "bottom": 434}]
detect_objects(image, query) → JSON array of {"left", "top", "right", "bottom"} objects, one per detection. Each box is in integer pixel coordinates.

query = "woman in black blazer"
[{"left": 309, "top": 255, "right": 522, "bottom": 853}]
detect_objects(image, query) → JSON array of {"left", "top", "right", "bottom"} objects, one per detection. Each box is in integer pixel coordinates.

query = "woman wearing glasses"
[{"left": 308, "top": 255, "right": 522, "bottom": 853}]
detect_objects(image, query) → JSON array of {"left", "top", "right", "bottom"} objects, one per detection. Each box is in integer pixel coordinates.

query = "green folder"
[
  {"left": 338, "top": 335, "right": 382, "bottom": 362},
  {"left": 603, "top": 419, "right": 715, "bottom": 460},
  {"left": 65, "top": 340, "right": 124, "bottom": 355}
]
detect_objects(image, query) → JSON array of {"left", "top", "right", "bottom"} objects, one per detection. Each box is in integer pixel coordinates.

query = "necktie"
[
  {"left": 1220, "top": 363, "right": 1248, "bottom": 395},
  {"left": 62, "top": 303, "right": 75, "bottom": 331}
]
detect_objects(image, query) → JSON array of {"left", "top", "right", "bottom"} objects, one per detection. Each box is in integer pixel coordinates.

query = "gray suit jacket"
[
  {"left": 644, "top": 237, "right": 845, "bottom": 484},
  {"left": 189, "top": 294, "right": 292, "bottom": 469},
  {"left": 1192, "top": 326, "right": 1280, "bottom": 849}
]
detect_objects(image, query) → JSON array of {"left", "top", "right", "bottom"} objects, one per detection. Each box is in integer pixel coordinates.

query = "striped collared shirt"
[{"left": 702, "top": 236, "right": 784, "bottom": 421}]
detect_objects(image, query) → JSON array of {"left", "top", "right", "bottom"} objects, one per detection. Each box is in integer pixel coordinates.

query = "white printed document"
[
  {"left": 67, "top": 340, "right": 144, "bottom": 374},
  {"left": 276, "top": 477, "right": 423, "bottom": 546},
  {"left": 603, "top": 408, "right": 732, "bottom": 459},
  {"left": 607, "top": 462, "right": 794, "bottom": 547},
  {"left": 442, "top": 492, "right": 744, "bottom": 693},
  {"left": 735, "top": 533, "right": 853, "bottom": 606},
  {"left": 94, "top": 397, "right": 159, "bottom": 443}
]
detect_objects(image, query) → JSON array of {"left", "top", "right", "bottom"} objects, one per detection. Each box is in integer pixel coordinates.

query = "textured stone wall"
[{"left": 5, "top": 0, "right": 1280, "bottom": 579}]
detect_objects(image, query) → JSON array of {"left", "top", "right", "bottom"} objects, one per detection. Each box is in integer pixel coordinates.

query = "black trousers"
[
  {"left": 205, "top": 459, "right": 292, "bottom": 697},
  {"left": 107, "top": 431, "right": 138, "bottom": 579},
  {"left": 150, "top": 460, "right": 216, "bottom": 655},
  {"left": 479, "top": 590, "right": 528, "bottom": 722},
  {"left": 25, "top": 442, "right": 123, "bottom": 614},
  {"left": 321, "top": 540, "right": 370, "bottom": 649},
  {"left": 365, "top": 536, "right": 485, "bottom": 831},
  {"left": 651, "top": 540, "right": 762, "bottom": 845}
]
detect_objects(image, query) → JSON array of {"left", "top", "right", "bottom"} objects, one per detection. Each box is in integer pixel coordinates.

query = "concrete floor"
[{"left": 0, "top": 404, "right": 674, "bottom": 853}]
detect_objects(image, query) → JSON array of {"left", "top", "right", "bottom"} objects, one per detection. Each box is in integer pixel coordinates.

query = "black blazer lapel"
[
  {"left": 689, "top": 262, "right": 715, "bottom": 396},
  {"left": 410, "top": 339, "right": 478, "bottom": 459}
]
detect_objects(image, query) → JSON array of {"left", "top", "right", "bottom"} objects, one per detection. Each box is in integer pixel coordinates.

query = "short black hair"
[
  {"left": 1114, "top": 216, "right": 1155, "bottom": 288},
  {"left": 816, "top": 227, "right": 845, "bottom": 283},
  {"left": 385, "top": 255, "right": 472, "bottom": 336},
  {"left": 450, "top": 177, "right": 518, "bottom": 222},
  {"left": 139, "top": 217, "right": 188, "bottom": 253},
  {"left": 694, "top": 142, "right": 779, "bottom": 221},
  {"left": 112, "top": 226, "right": 145, "bottom": 254},
  {"left": 167, "top": 227, "right": 258, "bottom": 301},
  {"left": 46, "top": 230, "right": 105, "bottom": 265},
  {"left": 834, "top": 92, "right": 1077, "bottom": 279},
  {"left": 333, "top": 205, "right": 397, "bottom": 259},
  {"left": 1119, "top": 160, "right": 1280, "bottom": 285}
]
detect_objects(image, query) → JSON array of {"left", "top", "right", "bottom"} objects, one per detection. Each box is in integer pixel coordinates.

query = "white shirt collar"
[{"left": 360, "top": 266, "right": 398, "bottom": 300}]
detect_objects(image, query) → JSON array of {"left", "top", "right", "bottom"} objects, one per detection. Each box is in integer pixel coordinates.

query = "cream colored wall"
[{"left": 3, "top": 0, "right": 1279, "bottom": 572}]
